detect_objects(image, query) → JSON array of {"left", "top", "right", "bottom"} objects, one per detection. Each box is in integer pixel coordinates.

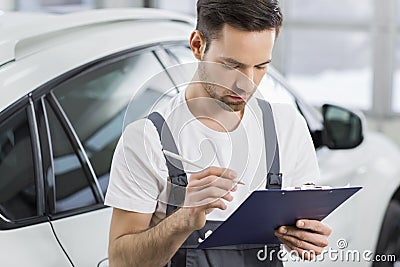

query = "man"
[{"left": 105, "top": 0, "right": 332, "bottom": 266}]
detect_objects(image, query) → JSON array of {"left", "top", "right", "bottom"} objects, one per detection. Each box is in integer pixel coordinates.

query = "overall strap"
[
  {"left": 147, "top": 112, "right": 188, "bottom": 215},
  {"left": 256, "top": 99, "right": 282, "bottom": 189}
]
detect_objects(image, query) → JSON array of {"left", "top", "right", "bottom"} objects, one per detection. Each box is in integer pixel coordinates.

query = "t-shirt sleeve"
[{"left": 104, "top": 118, "right": 168, "bottom": 213}]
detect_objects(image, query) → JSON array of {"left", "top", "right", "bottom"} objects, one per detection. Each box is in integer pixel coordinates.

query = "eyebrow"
[{"left": 220, "top": 57, "right": 272, "bottom": 68}]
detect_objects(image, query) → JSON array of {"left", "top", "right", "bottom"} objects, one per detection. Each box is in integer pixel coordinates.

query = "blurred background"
[{"left": 1, "top": 0, "right": 399, "bottom": 145}]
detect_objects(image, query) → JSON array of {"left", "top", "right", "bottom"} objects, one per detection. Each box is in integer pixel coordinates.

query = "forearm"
[{"left": 109, "top": 209, "right": 192, "bottom": 267}]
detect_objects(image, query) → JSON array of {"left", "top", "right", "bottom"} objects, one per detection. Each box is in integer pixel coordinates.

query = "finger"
[
  {"left": 276, "top": 236, "right": 316, "bottom": 260},
  {"left": 188, "top": 175, "right": 234, "bottom": 191},
  {"left": 199, "top": 187, "right": 233, "bottom": 203},
  {"left": 296, "top": 219, "right": 332, "bottom": 236},
  {"left": 205, "top": 208, "right": 214, "bottom": 214},
  {"left": 187, "top": 175, "right": 218, "bottom": 188},
  {"left": 275, "top": 231, "right": 324, "bottom": 255},
  {"left": 186, "top": 188, "right": 233, "bottom": 206},
  {"left": 187, "top": 189, "right": 234, "bottom": 203},
  {"left": 190, "top": 166, "right": 237, "bottom": 181},
  {"left": 188, "top": 198, "right": 227, "bottom": 212},
  {"left": 275, "top": 235, "right": 318, "bottom": 260},
  {"left": 187, "top": 179, "right": 235, "bottom": 200},
  {"left": 204, "top": 199, "right": 227, "bottom": 211},
  {"left": 276, "top": 226, "right": 328, "bottom": 248}
]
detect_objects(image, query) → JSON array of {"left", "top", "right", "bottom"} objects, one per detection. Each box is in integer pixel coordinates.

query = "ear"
[{"left": 190, "top": 30, "right": 207, "bottom": 61}]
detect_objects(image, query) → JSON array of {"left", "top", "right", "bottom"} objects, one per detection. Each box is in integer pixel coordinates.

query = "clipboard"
[{"left": 197, "top": 186, "right": 362, "bottom": 249}]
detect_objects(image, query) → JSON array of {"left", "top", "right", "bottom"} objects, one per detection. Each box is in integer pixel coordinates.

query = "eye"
[
  {"left": 222, "top": 64, "right": 238, "bottom": 70},
  {"left": 255, "top": 65, "right": 267, "bottom": 71}
]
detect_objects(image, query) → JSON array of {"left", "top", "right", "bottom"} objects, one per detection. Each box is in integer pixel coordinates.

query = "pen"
[{"left": 162, "top": 149, "right": 245, "bottom": 185}]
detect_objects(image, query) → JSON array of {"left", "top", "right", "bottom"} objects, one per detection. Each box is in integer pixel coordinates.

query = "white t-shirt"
[{"left": 105, "top": 91, "right": 320, "bottom": 226}]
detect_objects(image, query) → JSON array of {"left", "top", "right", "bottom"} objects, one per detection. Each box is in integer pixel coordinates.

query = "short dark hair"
[{"left": 196, "top": 0, "right": 283, "bottom": 52}]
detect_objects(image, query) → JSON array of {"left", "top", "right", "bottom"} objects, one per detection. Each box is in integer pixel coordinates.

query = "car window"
[
  {"left": 166, "top": 45, "right": 196, "bottom": 64},
  {"left": 0, "top": 108, "right": 37, "bottom": 221},
  {"left": 53, "top": 50, "right": 176, "bottom": 196},
  {"left": 258, "top": 73, "right": 297, "bottom": 108},
  {"left": 45, "top": 101, "right": 97, "bottom": 213}
]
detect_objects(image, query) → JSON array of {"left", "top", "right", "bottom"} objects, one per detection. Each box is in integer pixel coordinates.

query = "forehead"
[{"left": 207, "top": 24, "right": 275, "bottom": 64}]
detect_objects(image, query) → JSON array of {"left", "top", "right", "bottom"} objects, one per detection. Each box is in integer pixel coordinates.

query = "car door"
[
  {"left": 0, "top": 101, "right": 72, "bottom": 267},
  {"left": 43, "top": 46, "right": 178, "bottom": 267}
]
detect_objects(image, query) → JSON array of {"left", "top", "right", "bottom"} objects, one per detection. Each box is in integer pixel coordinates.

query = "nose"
[{"left": 235, "top": 68, "right": 254, "bottom": 93}]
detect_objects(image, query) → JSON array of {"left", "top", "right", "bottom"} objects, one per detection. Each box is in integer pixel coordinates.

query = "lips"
[{"left": 228, "top": 95, "right": 247, "bottom": 102}]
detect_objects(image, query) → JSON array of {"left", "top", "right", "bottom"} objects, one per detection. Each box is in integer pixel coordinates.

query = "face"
[{"left": 193, "top": 24, "right": 276, "bottom": 112}]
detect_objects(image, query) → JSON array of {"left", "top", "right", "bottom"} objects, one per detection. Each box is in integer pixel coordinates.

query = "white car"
[{"left": 0, "top": 8, "right": 399, "bottom": 267}]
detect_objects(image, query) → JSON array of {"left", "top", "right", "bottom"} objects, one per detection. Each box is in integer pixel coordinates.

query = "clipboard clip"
[
  {"left": 198, "top": 230, "right": 213, "bottom": 243},
  {"left": 294, "top": 182, "right": 333, "bottom": 190}
]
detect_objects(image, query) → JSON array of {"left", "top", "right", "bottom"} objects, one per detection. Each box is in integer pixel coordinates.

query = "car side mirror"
[{"left": 322, "top": 104, "right": 364, "bottom": 149}]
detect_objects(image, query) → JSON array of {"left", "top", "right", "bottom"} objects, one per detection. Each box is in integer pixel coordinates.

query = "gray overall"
[{"left": 147, "top": 99, "right": 283, "bottom": 267}]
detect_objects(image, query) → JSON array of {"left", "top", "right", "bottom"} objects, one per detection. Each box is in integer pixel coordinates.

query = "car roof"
[
  {"left": 0, "top": 8, "right": 195, "bottom": 113},
  {"left": 0, "top": 11, "right": 56, "bottom": 29},
  {"left": 0, "top": 8, "right": 194, "bottom": 66}
]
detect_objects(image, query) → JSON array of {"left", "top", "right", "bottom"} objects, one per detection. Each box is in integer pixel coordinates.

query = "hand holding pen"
[
  {"left": 162, "top": 149, "right": 245, "bottom": 185},
  {"left": 162, "top": 149, "right": 244, "bottom": 231}
]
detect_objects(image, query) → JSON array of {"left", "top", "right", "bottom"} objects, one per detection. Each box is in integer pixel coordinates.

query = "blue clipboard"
[{"left": 197, "top": 186, "right": 362, "bottom": 249}]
